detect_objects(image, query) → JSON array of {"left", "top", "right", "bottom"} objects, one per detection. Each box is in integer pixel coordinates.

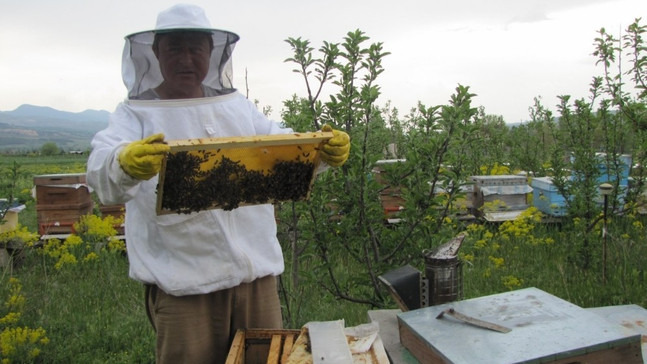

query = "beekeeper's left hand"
[{"left": 320, "top": 124, "right": 350, "bottom": 167}]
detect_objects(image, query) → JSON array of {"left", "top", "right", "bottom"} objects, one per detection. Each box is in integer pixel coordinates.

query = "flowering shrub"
[
  {"left": 502, "top": 275, "right": 523, "bottom": 290},
  {"left": 0, "top": 278, "right": 49, "bottom": 363},
  {"left": 461, "top": 207, "right": 549, "bottom": 291},
  {"left": 40, "top": 215, "right": 126, "bottom": 270},
  {"left": 479, "top": 163, "right": 511, "bottom": 175},
  {"left": 480, "top": 200, "right": 508, "bottom": 213},
  {"left": 497, "top": 207, "right": 550, "bottom": 245},
  {"left": 0, "top": 226, "right": 39, "bottom": 249},
  {"left": 73, "top": 214, "right": 123, "bottom": 245}
]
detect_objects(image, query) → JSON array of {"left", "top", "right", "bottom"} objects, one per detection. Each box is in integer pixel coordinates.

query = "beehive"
[
  {"left": 225, "top": 327, "right": 390, "bottom": 364},
  {"left": 0, "top": 200, "right": 25, "bottom": 234},
  {"left": 157, "top": 132, "right": 332, "bottom": 215},
  {"left": 225, "top": 329, "right": 301, "bottom": 364},
  {"left": 531, "top": 177, "right": 568, "bottom": 217},
  {"left": 596, "top": 154, "right": 632, "bottom": 184},
  {"left": 471, "top": 175, "right": 532, "bottom": 212},
  {"left": 532, "top": 176, "right": 629, "bottom": 217},
  {"left": 397, "top": 287, "right": 643, "bottom": 364},
  {"left": 372, "top": 159, "right": 406, "bottom": 220},
  {"left": 34, "top": 173, "right": 93, "bottom": 235}
]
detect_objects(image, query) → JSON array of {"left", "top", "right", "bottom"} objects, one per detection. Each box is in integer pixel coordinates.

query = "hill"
[{"left": 0, "top": 105, "right": 110, "bottom": 152}]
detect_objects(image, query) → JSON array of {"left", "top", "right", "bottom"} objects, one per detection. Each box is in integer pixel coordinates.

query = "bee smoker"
[{"left": 379, "top": 234, "right": 464, "bottom": 311}]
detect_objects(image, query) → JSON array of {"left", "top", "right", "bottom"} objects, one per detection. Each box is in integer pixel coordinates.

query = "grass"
[{"left": 12, "top": 251, "right": 155, "bottom": 363}]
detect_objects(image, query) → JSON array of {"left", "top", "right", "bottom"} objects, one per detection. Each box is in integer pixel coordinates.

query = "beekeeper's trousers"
[{"left": 145, "top": 275, "right": 283, "bottom": 364}]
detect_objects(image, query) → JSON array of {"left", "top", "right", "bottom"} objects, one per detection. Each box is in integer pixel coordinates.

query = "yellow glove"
[
  {"left": 118, "top": 133, "right": 171, "bottom": 180},
  {"left": 320, "top": 124, "right": 350, "bottom": 167}
]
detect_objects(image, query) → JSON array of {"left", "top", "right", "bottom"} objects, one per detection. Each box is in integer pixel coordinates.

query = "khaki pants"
[{"left": 146, "top": 275, "right": 283, "bottom": 364}]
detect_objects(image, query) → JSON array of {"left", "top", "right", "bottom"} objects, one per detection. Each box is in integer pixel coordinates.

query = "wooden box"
[
  {"left": 596, "top": 154, "right": 632, "bottom": 184},
  {"left": 33, "top": 173, "right": 86, "bottom": 186},
  {"left": 35, "top": 185, "right": 91, "bottom": 205},
  {"left": 531, "top": 177, "right": 568, "bottom": 217},
  {"left": 99, "top": 204, "right": 125, "bottom": 218},
  {"left": 471, "top": 175, "right": 532, "bottom": 212},
  {"left": 226, "top": 328, "right": 390, "bottom": 364},
  {"left": 225, "top": 329, "right": 301, "bottom": 364},
  {"left": 0, "top": 201, "right": 25, "bottom": 234},
  {"left": 378, "top": 191, "right": 405, "bottom": 218},
  {"left": 372, "top": 160, "right": 407, "bottom": 219},
  {"left": 37, "top": 201, "right": 94, "bottom": 235},
  {"left": 37, "top": 202, "right": 94, "bottom": 221},
  {"left": 157, "top": 132, "right": 332, "bottom": 215},
  {"left": 34, "top": 173, "right": 91, "bottom": 206}
]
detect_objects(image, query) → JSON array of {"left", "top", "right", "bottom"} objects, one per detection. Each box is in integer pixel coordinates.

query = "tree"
[
  {"left": 280, "top": 30, "right": 486, "bottom": 325},
  {"left": 40, "top": 142, "right": 59, "bottom": 156}
]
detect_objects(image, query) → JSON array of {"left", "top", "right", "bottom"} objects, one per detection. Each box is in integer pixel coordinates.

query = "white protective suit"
[{"left": 86, "top": 5, "right": 292, "bottom": 296}]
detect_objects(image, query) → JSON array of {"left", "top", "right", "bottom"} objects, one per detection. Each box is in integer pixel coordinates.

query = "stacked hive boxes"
[
  {"left": 531, "top": 177, "right": 568, "bottom": 217},
  {"left": 372, "top": 160, "right": 406, "bottom": 220},
  {"left": 471, "top": 175, "right": 532, "bottom": 212},
  {"left": 532, "top": 154, "right": 632, "bottom": 217},
  {"left": 34, "top": 173, "right": 93, "bottom": 235}
]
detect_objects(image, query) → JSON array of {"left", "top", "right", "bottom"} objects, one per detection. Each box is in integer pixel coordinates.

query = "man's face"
[{"left": 154, "top": 32, "right": 212, "bottom": 98}]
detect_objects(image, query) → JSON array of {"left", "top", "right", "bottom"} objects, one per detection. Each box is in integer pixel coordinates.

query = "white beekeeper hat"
[
  {"left": 122, "top": 4, "right": 240, "bottom": 99},
  {"left": 154, "top": 3, "right": 221, "bottom": 33}
]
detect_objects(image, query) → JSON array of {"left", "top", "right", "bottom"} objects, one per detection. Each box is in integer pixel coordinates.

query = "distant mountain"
[
  {"left": 7, "top": 104, "right": 110, "bottom": 123},
  {"left": 0, "top": 105, "right": 110, "bottom": 152}
]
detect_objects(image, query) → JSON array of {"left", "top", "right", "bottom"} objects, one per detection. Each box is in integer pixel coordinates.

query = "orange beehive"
[{"left": 34, "top": 173, "right": 93, "bottom": 236}]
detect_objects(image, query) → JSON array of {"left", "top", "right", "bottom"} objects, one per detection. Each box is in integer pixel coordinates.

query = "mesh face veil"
[{"left": 121, "top": 4, "right": 240, "bottom": 99}]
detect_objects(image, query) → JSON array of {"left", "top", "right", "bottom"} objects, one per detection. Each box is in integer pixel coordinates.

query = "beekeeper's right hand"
[{"left": 118, "top": 133, "right": 170, "bottom": 180}]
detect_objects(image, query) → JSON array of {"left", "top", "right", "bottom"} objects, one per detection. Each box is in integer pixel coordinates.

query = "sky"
[{"left": 1, "top": 0, "right": 645, "bottom": 124}]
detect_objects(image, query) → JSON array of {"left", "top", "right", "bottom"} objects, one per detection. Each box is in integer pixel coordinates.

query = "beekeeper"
[{"left": 86, "top": 4, "right": 350, "bottom": 363}]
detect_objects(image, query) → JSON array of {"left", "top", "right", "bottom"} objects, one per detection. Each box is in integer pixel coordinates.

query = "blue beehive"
[
  {"left": 532, "top": 175, "right": 630, "bottom": 218},
  {"left": 531, "top": 177, "right": 568, "bottom": 217},
  {"left": 596, "top": 153, "right": 632, "bottom": 184}
]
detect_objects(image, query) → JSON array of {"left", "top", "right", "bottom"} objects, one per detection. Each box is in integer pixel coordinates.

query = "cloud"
[{"left": 507, "top": 10, "right": 550, "bottom": 25}]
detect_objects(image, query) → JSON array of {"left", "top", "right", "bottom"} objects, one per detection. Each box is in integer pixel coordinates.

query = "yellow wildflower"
[
  {"left": 489, "top": 256, "right": 505, "bottom": 268},
  {"left": 503, "top": 275, "right": 523, "bottom": 290},
  {"left": 83, "top": 252, "right": 99, "bottom": 263}
]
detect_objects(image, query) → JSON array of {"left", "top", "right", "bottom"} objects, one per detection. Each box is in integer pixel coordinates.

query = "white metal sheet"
[
  {"left": 308, "top": 320, "right": 354, "bottom": 364},
  {"left": 397, "top": 287, "right": 642, "bottom": 363}
]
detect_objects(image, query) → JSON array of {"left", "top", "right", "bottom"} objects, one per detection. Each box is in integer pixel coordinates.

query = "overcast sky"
[{"left": 1, "top": 0, "right": 645, "bottom": 123}]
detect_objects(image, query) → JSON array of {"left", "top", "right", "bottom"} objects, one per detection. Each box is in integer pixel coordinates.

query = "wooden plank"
[
  {"left": 546, "top": 341, "right": 643, "bottom": 364},
  {"left": 33, "top": 173, "right": 87, "bottom": 185},
  {"left": 35, "top": 185, "right": 92, "bottom": 205},
  {"left": 367, "top": 309, "right": 421, "bottom": 364},
  {"left": 166, "top": 131, "right": 333, "bottom": 151},
  {"left": 36, "top": 202, "right": 94, "bottom": 211},
  {"left": 281, "top": 334, "right": 295, "bottom": 364},
  {"left": 398, "top": 322, "right": 448, "bottom": 364},
  {"left": 266, "top": 334, "right": 282, "bottom": 364},
  {"left": 225, "top": 330, "right": 246, "bottom": 364}
]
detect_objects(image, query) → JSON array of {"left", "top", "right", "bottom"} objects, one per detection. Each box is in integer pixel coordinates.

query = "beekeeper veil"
[{"left": 122, "top": 4, "right": 240, "bottom": 99}]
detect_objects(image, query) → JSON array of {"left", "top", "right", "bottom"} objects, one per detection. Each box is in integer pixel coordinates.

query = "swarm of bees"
[{"left": 160, "top": 150, "right": 315, "bottom": 213}]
